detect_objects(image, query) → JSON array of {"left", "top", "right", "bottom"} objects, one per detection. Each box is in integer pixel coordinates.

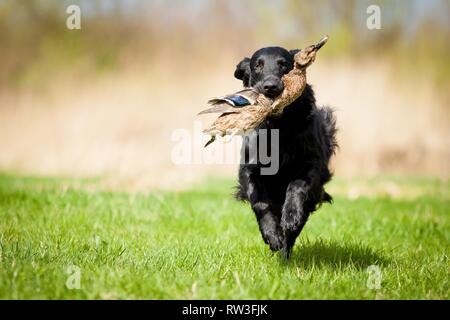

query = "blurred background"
[{"left": 0, "top": 0, "right": 449, "bottom": 190}]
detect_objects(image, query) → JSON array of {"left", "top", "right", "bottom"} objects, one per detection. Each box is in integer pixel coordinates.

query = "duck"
[{"left": 199, "top": 35, "right": 328, "bottom": 147}]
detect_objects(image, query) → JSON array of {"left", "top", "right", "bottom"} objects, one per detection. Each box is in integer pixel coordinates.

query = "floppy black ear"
[
  {"left": 234, "top": 57, "right": 250, "bottom": 87},
  {"left": 289, "top": 49, "right": 300, "bottom": 56}
]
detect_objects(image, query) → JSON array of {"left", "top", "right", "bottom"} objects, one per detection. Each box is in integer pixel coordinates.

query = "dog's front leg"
[
  {"left": 253, "top": 200, "right": 283, "bottom": 252},
  {"left": 280, "top": 179, "right": 312, "bottom": 257},
  {"left": 240, "top": 167, "right": 284, "bottom": 251}
]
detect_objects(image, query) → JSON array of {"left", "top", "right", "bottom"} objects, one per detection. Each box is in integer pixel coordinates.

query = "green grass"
[{"left": 0, "top": 174, "right": 448, "bottom": 299}]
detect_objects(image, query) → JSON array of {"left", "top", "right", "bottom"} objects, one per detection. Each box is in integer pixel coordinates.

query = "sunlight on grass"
[{"left": 0, "top": 174, "right": 448, "bottom": 299}]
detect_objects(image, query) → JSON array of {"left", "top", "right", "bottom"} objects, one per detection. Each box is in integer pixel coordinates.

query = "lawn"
[{"left": 0, "top": 173, "right": 448, "bottom": 299}]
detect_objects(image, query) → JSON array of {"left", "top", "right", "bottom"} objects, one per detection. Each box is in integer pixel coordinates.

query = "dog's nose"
[
  {"left": 262, "top": 78, "right": 283, "bottom": 97},
  {"left": 263, "top": 81, "right": 278, "bottom": 92}
]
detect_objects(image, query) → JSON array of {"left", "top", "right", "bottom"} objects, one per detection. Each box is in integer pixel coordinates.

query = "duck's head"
[{"left": 294, "top": 35, "right": 328, "bottom": 69}]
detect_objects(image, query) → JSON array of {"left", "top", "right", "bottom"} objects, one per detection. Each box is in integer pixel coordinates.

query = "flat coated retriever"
[{"left": 234, "top": 46, "right": 338, "bottom": 257}]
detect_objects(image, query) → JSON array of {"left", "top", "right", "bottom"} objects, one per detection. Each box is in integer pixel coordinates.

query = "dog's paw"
[
  {"left": 280, "top": 203, "right": 303, "bottom": 233},
  {"left": 262, "top": 230, "right": 284, "bottom": 252},
  {"left": 256, "top": 209, "right": 284, "bottom": 251},
  {"left": 281, "top": 180, "right": 307, "bottom": 232},
  {"left": 281, "top": 243, "right": 293, "bottom": 259}
]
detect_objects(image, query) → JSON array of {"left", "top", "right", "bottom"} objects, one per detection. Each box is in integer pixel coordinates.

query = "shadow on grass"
[{"left": 282, "top": 239, "right": 389, "bottom": 270}]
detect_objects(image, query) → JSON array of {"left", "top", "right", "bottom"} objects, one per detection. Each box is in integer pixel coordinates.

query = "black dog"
[{"left": 234, "top": 46, "right": 338, "bottom": 257}]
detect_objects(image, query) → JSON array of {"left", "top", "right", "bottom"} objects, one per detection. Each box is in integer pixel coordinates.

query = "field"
[{"left": 0, "top": 173, "right": 448, "bottom": 299}]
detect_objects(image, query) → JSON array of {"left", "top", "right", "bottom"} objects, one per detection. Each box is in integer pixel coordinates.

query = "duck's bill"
[{"left": 314, "top": 35, "right": 329, "bottom": 50}]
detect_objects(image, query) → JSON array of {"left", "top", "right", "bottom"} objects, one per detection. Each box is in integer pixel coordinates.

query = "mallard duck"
[
  {"left": 198, "top": 89, "right": 274, "bottom": 146},
  {"left": 199, "top": 35, "right": 328, "bottom": 147}
]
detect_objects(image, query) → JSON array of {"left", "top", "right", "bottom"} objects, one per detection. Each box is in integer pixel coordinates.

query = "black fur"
[{"left": 234, "top": 46, "right": 338, "bottom": 257}]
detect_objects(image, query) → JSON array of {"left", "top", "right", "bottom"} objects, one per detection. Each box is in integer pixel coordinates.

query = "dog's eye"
[
  {"left": 278, "top": 60, "right": 287, "bottom": 69},
  {"left": 255, "top": 60, "right": 264, "bottom": 70}
]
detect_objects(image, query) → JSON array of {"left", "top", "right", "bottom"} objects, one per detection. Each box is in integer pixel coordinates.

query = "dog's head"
[{"left": 234, "top": 46, "right": 300, "bottom": 99}]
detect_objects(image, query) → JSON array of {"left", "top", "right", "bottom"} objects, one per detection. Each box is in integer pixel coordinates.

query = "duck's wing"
[
  {"left": 198, "top": 104, "right": 239, "bottom": 115},
  {"left": 199, "top": 89, "right": 259, "bottom": 115},
  {"left": 209, "top": 88, "right": 258, "bottom": 106}
]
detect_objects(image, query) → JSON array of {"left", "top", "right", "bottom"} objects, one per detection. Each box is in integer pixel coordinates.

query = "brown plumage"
[{"left": 199, "top": 35, "right": 328, "bottom": 147}]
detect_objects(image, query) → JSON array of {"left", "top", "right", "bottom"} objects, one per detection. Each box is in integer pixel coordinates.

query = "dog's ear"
[
  {"left": 289, "top": 49, "right": 300, "bottom": 56},
  {"left": 234, "top": 57, "right": 251, "bottom": 87}
]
